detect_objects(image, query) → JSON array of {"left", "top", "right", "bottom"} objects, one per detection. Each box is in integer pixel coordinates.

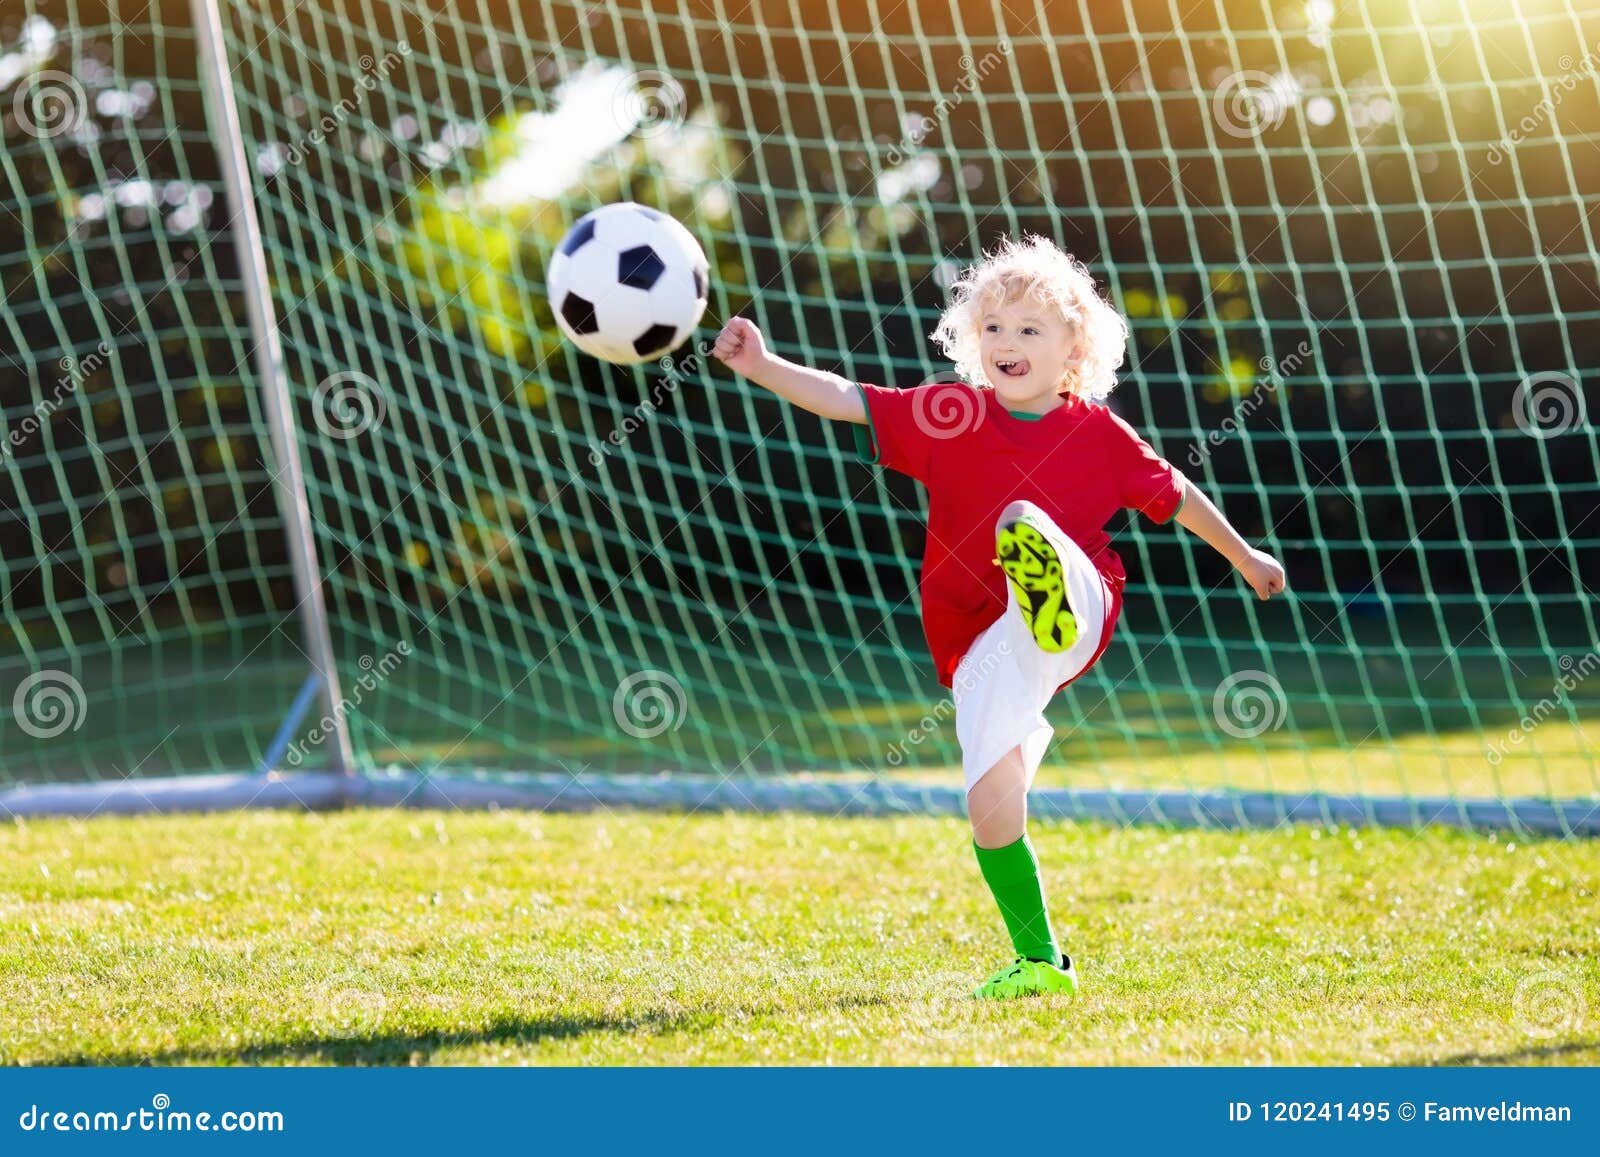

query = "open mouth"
[{"left": 994, "top": 358, "right": 1030, "bottom": 379}]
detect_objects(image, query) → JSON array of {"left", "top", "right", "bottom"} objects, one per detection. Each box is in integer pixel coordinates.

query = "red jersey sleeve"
[
  {"left": 1106, "top": 407, "right": 1187, "bottom": 523},
  {"left": 850, "top": 381, "right": 979, "bottom": 483}
]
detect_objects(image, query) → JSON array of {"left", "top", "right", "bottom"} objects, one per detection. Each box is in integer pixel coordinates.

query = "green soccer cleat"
[
  {"left": 995, "top": 509, "right": 1078, "bottom": 653},
  {"left": 972, "top": 955, "right": 1080, "bottom": 1000}
]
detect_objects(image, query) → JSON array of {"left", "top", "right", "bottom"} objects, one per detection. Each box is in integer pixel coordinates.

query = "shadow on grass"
[
  {"left": 39, "top": 1010, "right": 702, "bottom": 1067},
  {"left": 36, "top": 992, "right": 897, "bottom": 1067},
  {"left": 1411, "top": 1039, "right": 1600, "bottom": 1066}
]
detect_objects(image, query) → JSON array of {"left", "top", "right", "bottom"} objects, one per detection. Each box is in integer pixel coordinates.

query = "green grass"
[{"left": 1, "top": 808, "right": 1597, "bottom": 1066}]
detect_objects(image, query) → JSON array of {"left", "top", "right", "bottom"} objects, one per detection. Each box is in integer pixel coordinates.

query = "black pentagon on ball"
[
  {"left": 559, "top": 291, "right": 599, "bottom": 335},
  {"left": 692, "top": 264, "right": 708, "bottom": 300},
  {"left": 633, "top": 323, "right": 679, "bottom": 359},
  {"left": 618, "top": 245, "right": 666, "bottom": 291},
  {"left": 557, "top": 216, "right": 596, "bottom": 256}
]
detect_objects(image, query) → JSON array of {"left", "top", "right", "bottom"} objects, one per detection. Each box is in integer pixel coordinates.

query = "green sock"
[{"left": 973, "top": 833, "right": 1060, "bottom": 964}]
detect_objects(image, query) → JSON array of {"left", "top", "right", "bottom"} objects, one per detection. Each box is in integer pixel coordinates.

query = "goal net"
[{"left": 2, "top": 0, "right": 1596, "bottom": 831}]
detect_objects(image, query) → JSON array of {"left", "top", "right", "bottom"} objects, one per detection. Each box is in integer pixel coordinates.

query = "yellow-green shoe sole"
[{"left": 996, "top": 518, "right": 1078, "bottom": 653}]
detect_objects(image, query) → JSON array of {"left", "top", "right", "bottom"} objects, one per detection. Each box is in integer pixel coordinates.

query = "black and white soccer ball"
[{"left": 546, "top": 202, "right": 710, "bottom": 365}]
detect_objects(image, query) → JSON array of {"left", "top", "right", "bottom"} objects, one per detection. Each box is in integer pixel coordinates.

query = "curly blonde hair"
[{"left": 929, "top": 235, "right": 1129, "bottom": 401}]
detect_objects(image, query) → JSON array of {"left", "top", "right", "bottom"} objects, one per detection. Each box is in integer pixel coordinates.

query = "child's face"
[{"left": 976, "top": 288, "right": 1084, "bottom": 406}]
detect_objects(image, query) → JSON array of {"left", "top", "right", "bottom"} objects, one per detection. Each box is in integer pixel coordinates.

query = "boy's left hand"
[{"left": 1237, "top": 549, "right": 1287, "bottom": 600}]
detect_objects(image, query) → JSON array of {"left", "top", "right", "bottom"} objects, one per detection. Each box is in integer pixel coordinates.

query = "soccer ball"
[{"left": 547, "top": 202, "right": 710, "bottom": 365}]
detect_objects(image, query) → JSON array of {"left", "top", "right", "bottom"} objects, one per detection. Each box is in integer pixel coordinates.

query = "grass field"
[{"left": 2, "top": 807, "right": 1597, "bottom": 1066}]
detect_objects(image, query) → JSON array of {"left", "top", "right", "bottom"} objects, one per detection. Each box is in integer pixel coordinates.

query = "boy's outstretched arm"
[
  {"left": 711, "top": 317, "right": 867, "bottom": 424},
  {"left": 1173, "top": 481, "right": 1287, "bottom": 600}
]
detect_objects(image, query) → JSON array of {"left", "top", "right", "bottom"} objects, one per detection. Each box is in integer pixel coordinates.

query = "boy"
[{"left": 712, "top": 235, "right": 1286, "bottom": 998}]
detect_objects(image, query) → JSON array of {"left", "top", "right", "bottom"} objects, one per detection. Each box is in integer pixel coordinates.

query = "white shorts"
[{"left": 952, "top": 500, "right": 1111, "bottom": 795}]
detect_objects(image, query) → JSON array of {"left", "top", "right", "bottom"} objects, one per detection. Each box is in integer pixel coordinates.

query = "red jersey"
[{"left": 852, "top": 379, "right": 1187, "bottom": 689}]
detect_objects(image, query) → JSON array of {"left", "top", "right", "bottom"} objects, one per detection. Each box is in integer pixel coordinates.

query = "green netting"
[
  {"left": 1, "top": 1, "right": 315, "bottom": 783},
  {"left": 2, "top": 0, "right": 1598, "bottom": 828}
]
